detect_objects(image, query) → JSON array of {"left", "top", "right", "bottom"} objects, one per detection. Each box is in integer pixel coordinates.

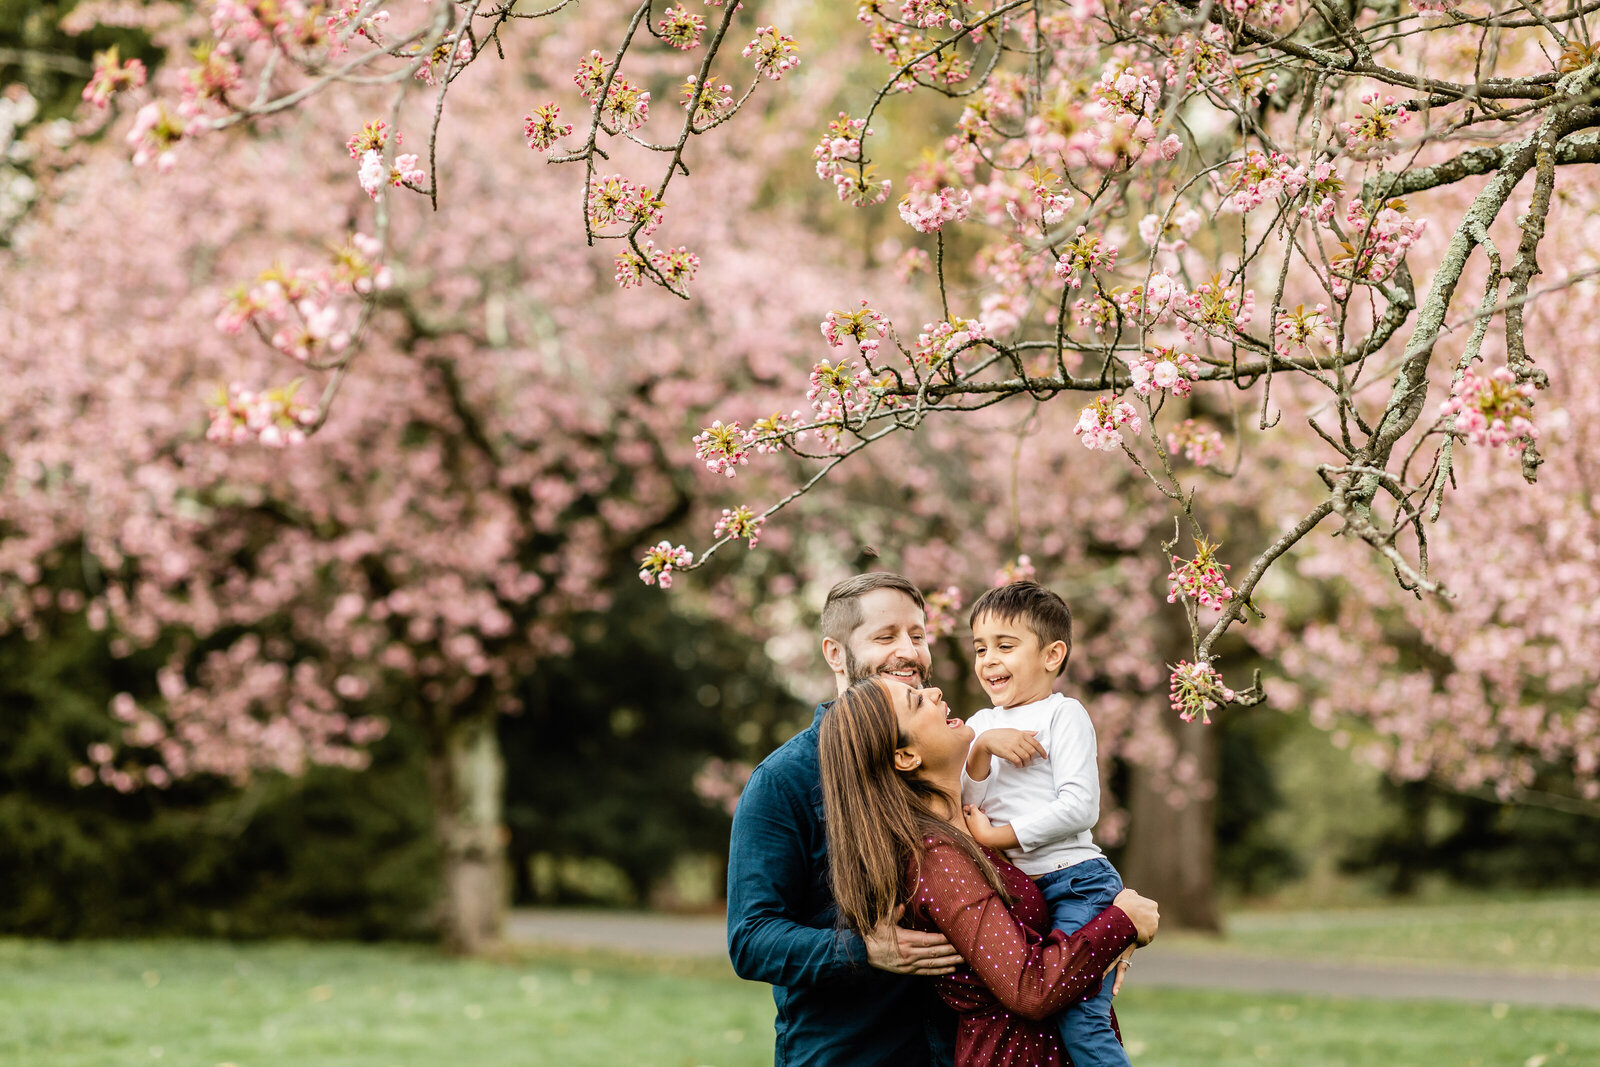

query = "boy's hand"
[
  {"left": 962, "top": 804, "right": 1020, "bottom": 851},
  {"left": 980, "top": 728, "right": 1046, "bottom": 767}
]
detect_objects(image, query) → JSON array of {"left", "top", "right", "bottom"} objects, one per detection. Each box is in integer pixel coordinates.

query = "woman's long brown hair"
[{"left": 819, "top": 677, "right": 1012, "bottom": 939}]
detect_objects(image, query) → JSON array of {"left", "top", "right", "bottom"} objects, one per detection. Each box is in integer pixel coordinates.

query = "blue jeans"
[{"left": 1034, "top": 857, "right": 1130, "bottom": 1067}]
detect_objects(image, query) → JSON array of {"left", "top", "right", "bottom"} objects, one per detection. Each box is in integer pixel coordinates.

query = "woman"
[{"left": 819, "top": 677, "right": 1159, "bottom": 1067}]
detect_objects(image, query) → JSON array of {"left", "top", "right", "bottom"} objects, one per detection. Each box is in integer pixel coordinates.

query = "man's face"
[{"left": 841, "top": 588, "right": 932, "bottom": 688}]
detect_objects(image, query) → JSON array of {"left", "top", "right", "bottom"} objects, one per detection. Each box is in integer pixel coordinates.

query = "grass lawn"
[
  {"left": 3, "top": 939, "right": 1598, "bottom": 1067},
  {"left": 1212, "top": 894, "right": 1600, "bottom": 974}
]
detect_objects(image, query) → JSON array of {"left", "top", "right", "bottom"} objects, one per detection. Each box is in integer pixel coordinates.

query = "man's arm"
[
  {"left": 1007, "top": 703, "right": 1100, "bottom": 852},
  {"left": 727, "top": 763, "right": 868, "bottom": 987},
  {"left": 728, "top": 761, "right": 963, "bottom": 984}
]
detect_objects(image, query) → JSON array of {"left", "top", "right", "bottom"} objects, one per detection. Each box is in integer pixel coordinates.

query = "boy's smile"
[{"left": 971, "top": 611, "right": 1068, "bottom": 709}]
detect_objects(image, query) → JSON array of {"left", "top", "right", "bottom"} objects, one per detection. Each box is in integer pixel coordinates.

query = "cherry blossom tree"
[
  {"left": 0, "top": 2, "right": 877, "bottom": 950},
  {"left": 14, "top": 0, "right": 1600, "bottom": 930}
]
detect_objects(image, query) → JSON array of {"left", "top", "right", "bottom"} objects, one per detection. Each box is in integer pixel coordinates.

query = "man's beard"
[{"left": 844, "top": 645, "right": 927, "bottom": 688}]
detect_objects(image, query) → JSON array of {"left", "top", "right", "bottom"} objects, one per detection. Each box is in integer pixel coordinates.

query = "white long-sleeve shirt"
[{"left": 960, "top": 692, "right": 1104, "bottom": 876}]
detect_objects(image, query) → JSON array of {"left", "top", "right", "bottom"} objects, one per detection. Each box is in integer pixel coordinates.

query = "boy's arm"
[{"left": 1006, "top": 702, "right": 1100, "bottom": 852}]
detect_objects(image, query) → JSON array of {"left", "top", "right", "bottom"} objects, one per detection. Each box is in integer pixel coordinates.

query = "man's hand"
[
  {"left": 863, "top": 905, "right": 963, "bottom": 975},
  {"left": 1106, "top": 946, "right": 1134, "bottom": 995},
  {"left": 1112, "top": 887, "right": 1159, "bottom": 946},
  {"left": 980, "top": 727, "right": 1047, "bottom": 767}
]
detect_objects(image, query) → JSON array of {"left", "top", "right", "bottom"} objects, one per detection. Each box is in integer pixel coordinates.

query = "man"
[{"left": 727, "top": 573, "right": 961, "bottom": 1066}]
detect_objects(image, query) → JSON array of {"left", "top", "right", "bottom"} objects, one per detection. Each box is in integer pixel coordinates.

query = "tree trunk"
[
  {"left": 1119, "top": 715, "right": 1221, "bottom": 932},
  {"left": 426, "top": 712, "right": 508, "bottom": 954}
]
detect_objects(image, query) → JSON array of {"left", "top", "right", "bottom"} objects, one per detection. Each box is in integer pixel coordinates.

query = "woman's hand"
[{"left": 1112, "top": 887, "right": 1159, "bottom": 946}]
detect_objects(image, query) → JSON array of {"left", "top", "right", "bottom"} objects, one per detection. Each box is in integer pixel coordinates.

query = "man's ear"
[
  {"left": 1044, "top": 639, "right": 1069, "bottom": 674},
  {"left": 822, "top": 636, "right": 846, "bottom": 676},
  {"left": 893, "top": 746, "right": 921, "bottom": 773}
]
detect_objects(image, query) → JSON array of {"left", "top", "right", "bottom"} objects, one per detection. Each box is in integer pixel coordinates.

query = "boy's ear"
[
  {"left": 893, "top": 746, "right": 921, "bottom": 773},
  {"left": 1044, "top": 639, "right": 1069, "bottom": 674}
]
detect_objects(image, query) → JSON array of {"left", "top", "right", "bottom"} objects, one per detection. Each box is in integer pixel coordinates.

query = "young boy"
[{"left": 960, "top": 580, "right": 1130, "bottom": 1067}]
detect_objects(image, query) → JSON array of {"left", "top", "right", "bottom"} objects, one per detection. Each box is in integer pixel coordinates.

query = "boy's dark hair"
[{"left": 967, "top": 580, "right": 1073, "bottom": 673}]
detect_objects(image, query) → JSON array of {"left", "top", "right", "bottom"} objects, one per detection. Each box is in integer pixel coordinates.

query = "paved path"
[{"left": 506, "top": 909, "right": 1600, "bottom": 1011}]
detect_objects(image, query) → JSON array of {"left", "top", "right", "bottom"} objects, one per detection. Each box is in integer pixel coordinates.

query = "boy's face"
[{"left": 971, "top": 611, "right": 1067, "bottom": 709}]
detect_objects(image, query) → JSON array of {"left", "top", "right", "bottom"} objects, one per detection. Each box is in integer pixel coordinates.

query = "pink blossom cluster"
[
  {"left": 1339, "top": 90, "right": 1411, "bottom": 155},
  {"left": 1156, "top": 22, "right": 1271, "bottom": 102},
  {"left": 993, "top": 555, "right": 1037, "bottom": 585},
  {"left": 1138, "top": 208, "right": 1202, "bottom": 253},
  {"left": 822, "top": 301, "right": 888, "bottom": 353},
  {"left": 1112, "top": 271, "right": 1186, "bottom": 326},
  {"left": 1084, "top": 63, "right": 1183, "bottom": 162},
  {"left": 1333, "top": 198, "right": 1427, "bottom": 297},
  {"left": 1439, "top": 366, "right": 1539, "bottom": 452},
  {"left": 1167, "top": 538, "right": 1234, "bottom": 610},
  {"left": 913, "top": 316, "right": 985, "bottom": 369},
  {"left": 693, "top": 420, "right": 751, "bottom": 477},
  {"left": 1075, "top": 396, "right": 1143, "bottom": 450},
  {"left": 524, "top": 104, "right": 573, "bottom": 152},
  {"left": 681, "top": 74, "right": 735, "bottom": 127},
  {"left": 573, "top": 49, "right": 610, "bottom": 100},
  {"left": 1128, "top": 347, "right": 1200, "bottom": 398},
  {"left": 413, "top": 33, "right": 474, "bottom": 86},
  {"left": 1181, "top": 274, "right": 1254, "bottom": 342},
  {"left": 1006, "top": 165, "right": 1075, "bottom": 231},
  {"left": 1169, "top": 660, "right": 1234, "bottom": 724},
  {"left": 901, "top": 0, "right": 963, "bottom": 29},
  {"left": 347, "top": 119, "right": 423, "bottom": 200},
  {"left": 82, "top": 647, "right": 389, "bottom": 788},
  {"left": 126, "top": 102, "right": 193, "bottom": 171},
  {"left": 657, "top": 4, "right": 706, "bottom": 50},
  {"left": 206, "top": 381, "right": 318, "bottom": 447},
  {"left": 748, "top": 410, "right": 806, "bottom": 453},
  {"left": 714, "top": 505, "right": 766, "bottom": 547},
  {"left": 1218, "top": 0, "right": 1291, "bottom": 28},
  {"left": 1091, "top": 65, "right": 1162, "bottom": 123},
  {"left": 814, "top": 113, "right": 891, "bottom": 206},
  {"left": 601, "top": 76, "right": 652, "bottom": 134},
  {"left": 807, "top": 357, "right": 878, "bottom": 423},
  {"left": 324, "top": 0, "right": 389, "bottom": 55},
  {"left": 693, "top": 757, "right": 753, "bottom": 815},
  {"left": 923, "top": 584, "right": 964, "bottom": 639},
  {"left": 82, "top": 46, "right": 146, "bottom": 109},
  {"left": 1165, "top": 419, "right": 1225, "bottom": 467},
  {"left": 358, "top": 148, "right": 425, "bottom": 201},
  {"left": 867, "top": 19, "right": 974, "bottom": 90},
  {"left": 743, "top": 26, "right": 800, "bottom": 79},
  {"left": 611, "top": 241, "right": 699, "bottom": 289},
  {"left": 1299, "top": 160, "right": 1344, "bottom": 224},
  {"left": 586, "top": 173, "right": 663, "bottom": 232},
  {"left": 1053, "top": 226, "right": 1118, "bottom": 287},
  {"left": 1274, "top": 303, "right": 1336, "bottom": 357},
  {"left": 1072, "top": 292, "right": 1119, "bottom": 335},
  {"left": 898, "top": 185, "right": 971, "bottom": 233},
  {"left": 1212, "top": 148, "right": 1309, "bottom": 214},
  {"left": 639, "top": 541, "right": 694, "bottom": 588},
  {"left": 653, "top": 244, "right": 701, "bottom": 285},
  {"left": 210, "top": 0, "right": 325, "bottom": 49}
]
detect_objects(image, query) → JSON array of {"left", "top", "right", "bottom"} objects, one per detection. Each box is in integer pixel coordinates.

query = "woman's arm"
[{"left": 917, "top": 842, "right": 1137, "bottom": 1021}]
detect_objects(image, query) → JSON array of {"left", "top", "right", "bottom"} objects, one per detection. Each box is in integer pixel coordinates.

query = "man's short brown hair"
[
  {"left": 967, "top": 580, "right": 1073, "bottom": 674},
  {"left": 821, "top": 572, "right": 926, "bottom": 646}
]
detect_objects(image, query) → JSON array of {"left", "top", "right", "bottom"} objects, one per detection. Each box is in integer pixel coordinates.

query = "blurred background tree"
[{"left": 1, "top": 0, "right": 1597, "bottom": 950}]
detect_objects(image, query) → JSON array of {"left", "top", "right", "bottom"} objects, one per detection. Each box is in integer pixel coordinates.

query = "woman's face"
[{"left": 890, "top": 683, "right": 972, "bottom": 774}]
